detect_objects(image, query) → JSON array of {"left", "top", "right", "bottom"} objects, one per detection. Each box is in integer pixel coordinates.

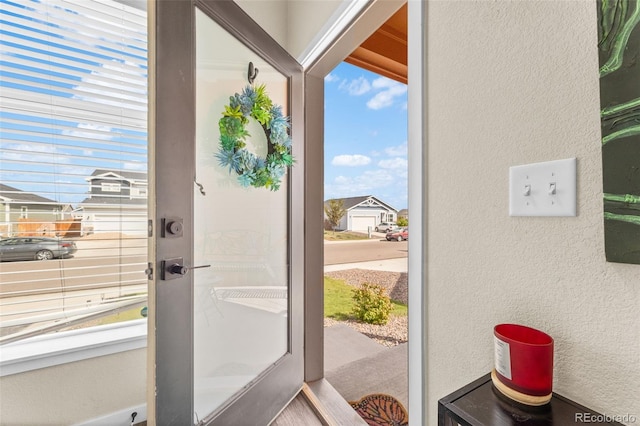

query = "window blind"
[{"left": 0, "top": 0, "right": 148, "bottom": 343}]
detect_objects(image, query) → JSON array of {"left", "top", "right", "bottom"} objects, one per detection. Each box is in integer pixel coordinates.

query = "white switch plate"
[{"left": 509, "top": 158, "right": 576, "bottom": 217}]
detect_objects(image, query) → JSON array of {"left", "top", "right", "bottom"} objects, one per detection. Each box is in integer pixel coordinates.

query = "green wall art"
[{"left": 598, "top": 0, "right": 640, "bottom": 264}]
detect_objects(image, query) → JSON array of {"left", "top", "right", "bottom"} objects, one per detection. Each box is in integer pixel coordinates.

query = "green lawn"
[
  {"left": 324, "top": 276, "right": 407, "bottom": 320},
  {"left": 323, "top": 230, "right": 370, "bottom": 241},
  {"left": 85, "top": 305, "right": 145, "bottom": 327},
  {"left": 97, "top": 306, "right": 145, "bottom": 325}
]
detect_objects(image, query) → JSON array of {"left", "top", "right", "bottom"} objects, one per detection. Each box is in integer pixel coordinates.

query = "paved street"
[
  {"left": 0, "top": 237, "right": 148, "bottom": 335},
  {"left": 1, "top": 233, "right": 407, "bottom": 337},
  {"left": 324, "top": 233, "right": 408, "bottom": 265}
]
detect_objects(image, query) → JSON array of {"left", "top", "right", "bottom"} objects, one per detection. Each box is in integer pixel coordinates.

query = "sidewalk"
[
  {"left": 323, "top": 233, "right": 388, "bottom": 245},
  {"left": 323, "top": 254, "right": 409, "bottom": 415},
  {"left": 323, "top": 257, "right": 407, "bottom": 273},
  {"left": 324, "top": 325, "right": 408, "bottom": 410}
]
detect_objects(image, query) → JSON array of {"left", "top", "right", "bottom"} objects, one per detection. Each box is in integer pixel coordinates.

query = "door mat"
[{"left": 349, "top": 393, "right": 408, "bottom": 426}]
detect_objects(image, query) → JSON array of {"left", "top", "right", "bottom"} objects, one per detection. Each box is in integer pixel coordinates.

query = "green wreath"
[{"left": 215, "top": 84, "right": 293, "bottom": 191}]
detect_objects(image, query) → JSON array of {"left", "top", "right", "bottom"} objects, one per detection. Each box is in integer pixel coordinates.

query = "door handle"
[
  {"left": 168, "top": 263, "right": 211, "bottom": 275},
  {"left": 161, "top": 257, "right": 210, "bottom": 280}
]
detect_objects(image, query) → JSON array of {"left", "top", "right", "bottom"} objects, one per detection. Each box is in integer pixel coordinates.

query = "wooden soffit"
[{"left": 345, "top": 3, "right": 407, "bottom": 84}]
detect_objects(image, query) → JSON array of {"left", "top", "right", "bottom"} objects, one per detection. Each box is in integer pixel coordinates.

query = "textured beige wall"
[
  {"left": 236, "top": 0, "right": 346, "bottom": 60},
  {"left": 425, "top": 0, "right": 640, "bottom": 423},
  {"left": 287, "top": 0, "right": 346, "bottom": 60},
  {"left": 0, "top": 349, "right": 146, "bottom": 425},
  {"left": 235, "top": 0, "right": 288, "bottom": 48}
]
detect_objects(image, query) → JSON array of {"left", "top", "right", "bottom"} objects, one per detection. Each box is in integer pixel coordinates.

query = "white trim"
[
  {"left": 297, "top": 0, "right": 370, "bottom": 67},
  {"left": 72, "top": 403, "right": 147, "bottom": 426},
  {"left": 407, "top": 0, "right": 426, "bottom": 424},
  {"left": 303, "top": 0, "right": 405, "bottom": 80},
  {"left": 80, "top": 204, "right": 147, "bottom": 210},
  {"left": 348, "top": 196, "right": 397, "bottom": 213},
  {"left": 0, "top": 319, "right": 147, "bottom": 377},
  {"left": 86, "top": 172, "right": 148, "bottom": 185},
  {"left": 86, "top": 172, "right": 125, "bottom": 181}
]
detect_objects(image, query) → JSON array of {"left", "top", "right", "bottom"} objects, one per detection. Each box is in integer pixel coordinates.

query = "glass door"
[{"left": 149, "top": 1, "right": 304, "bottom": 424}]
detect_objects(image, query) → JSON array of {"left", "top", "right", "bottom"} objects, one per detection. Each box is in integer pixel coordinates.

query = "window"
[
  {"left": 101, "top": 182, "right": 122, "bottom": 193},
  {"left": 131, "top": 186, "right": 147, "bottom": 198},
  {"left": 0, "top": 0, "right": 148, "bottom": 344}
]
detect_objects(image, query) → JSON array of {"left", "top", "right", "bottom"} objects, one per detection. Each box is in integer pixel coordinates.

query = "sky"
[
  {"left": 0, "top": 0, "right": 148, "bottom": 205},
  {"left": 324, "top": 62, "right": 408, "bottom": 211},
  {"left": 2, "top": 2, "right": 406, "bottom": 210}
]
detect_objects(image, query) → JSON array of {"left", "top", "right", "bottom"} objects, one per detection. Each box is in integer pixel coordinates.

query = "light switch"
[{"left": 509, "top": 158, "right": 576, "bottom": 217}]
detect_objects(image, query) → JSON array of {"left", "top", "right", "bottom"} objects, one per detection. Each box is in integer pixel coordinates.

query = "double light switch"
[{"left": 509, "top": 158, "right": 576, "bottom": 217}]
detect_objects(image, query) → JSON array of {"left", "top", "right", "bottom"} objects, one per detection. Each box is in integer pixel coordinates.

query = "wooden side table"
[{"left": 438, "top": 373, "right": 625, "bottom": 426}]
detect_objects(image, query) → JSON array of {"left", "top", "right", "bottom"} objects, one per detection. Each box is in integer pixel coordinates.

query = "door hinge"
[
  {"left": 145, "top": 262, "right": 153, "bottom": 280},
  {"left": 148, "top": 219, "right": 153, "bottom": 237}
]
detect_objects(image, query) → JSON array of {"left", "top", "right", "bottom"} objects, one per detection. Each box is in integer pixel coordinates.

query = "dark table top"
[{"left": 438, "top": 373, "right": 625, "bottom": 426}]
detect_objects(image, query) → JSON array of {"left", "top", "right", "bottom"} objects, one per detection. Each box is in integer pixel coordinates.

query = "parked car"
[
  {"left": 375, "top": 222, "right": 397, "bottom": 232},
  {"left": 386, "top": 228, "right": 408, "bottom": 242},
  {"left": 0, "top": 237, "right": 77, "bottom": 261}
]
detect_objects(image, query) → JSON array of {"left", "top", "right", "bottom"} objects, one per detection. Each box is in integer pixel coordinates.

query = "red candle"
[{"left": 494, "top": 324, "right": 554, "bottom": 397}]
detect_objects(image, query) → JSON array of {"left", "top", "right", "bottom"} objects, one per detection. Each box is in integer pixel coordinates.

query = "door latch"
[
  {"left": 161, "top": 217, "right": 183, "bottom": 238},
  {"left": 161, "top": 257, "right": 211, "bottom": 280},
  {"left": 144, "top": 262, "right": 153, "bottom": 280}
]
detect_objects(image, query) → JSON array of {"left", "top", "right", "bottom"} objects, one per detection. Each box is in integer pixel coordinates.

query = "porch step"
[
  {"left": 325, "top": 341, "right": 408, "bottom": 411},
  {"left": 324, "top": 323, "right": 387, "bottom": 372}
]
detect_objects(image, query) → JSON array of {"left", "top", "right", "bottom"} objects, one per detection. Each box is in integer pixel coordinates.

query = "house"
[
  {"left": 78, "top": 170, "right": 148, "bottom": 235},
  {"left": 324, "top": 195, "right": 398, "bottom": 231},
  {"left": 397, "top": 209, "right": 408, "bottom": 221},
  {"left": 0, "top": 1, "right": 638, "bottom": 425},
  {"left": 0, "top": 184, "right": 73, "bottom": 237}
]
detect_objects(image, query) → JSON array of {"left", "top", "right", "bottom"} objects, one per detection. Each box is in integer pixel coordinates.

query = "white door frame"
[{"left": 302, "top": 0, "right": 426, "bottom": 424}]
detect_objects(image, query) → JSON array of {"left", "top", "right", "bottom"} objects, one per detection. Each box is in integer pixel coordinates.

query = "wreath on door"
[{"left": 215, "top": 84, "right": 293, "bottom": 191}]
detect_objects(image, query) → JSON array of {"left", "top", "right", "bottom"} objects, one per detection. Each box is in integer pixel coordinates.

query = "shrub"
[{"left": 352, "top": 283, "right": 393, "bottom": 325}]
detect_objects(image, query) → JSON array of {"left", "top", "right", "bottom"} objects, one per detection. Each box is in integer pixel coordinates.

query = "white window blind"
[{"left": 0, "top": 0, "right": 148, "bottom": 343}]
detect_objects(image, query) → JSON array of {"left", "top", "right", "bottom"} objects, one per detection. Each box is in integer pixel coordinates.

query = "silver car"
[
  {"left": 375, "top": 221, "right": 397, "bottom": 232},
  {"left": 0, "top": 237, "right": 78, "bottom": 261}
]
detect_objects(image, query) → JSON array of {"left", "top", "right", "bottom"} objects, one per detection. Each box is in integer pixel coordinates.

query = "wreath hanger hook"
[{"left": 248, "top": 62, "right": 259, "bottom": 84}]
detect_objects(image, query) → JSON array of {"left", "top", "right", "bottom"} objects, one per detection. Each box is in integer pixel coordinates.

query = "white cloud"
[
  {"left": 378, "top": 158, "right": 408, "bottom": 170},
  {"left": 339, "top": 76, "right": 371, "bottom": 96},
  {"left": 328, "top": 170, "right": 395, "bottom": 195},
  {"left": 325, "top": 73, "right": 339, "bottom": 83},
  {"left": 123, "top": 162, "right": 148, "bottom": 171},
  {"left": 331, "top": 154, "right": 371, "bottom": 166},
  {"left": 57, "top": 165, "right": 95, "bottom": 177},
  {"left": 384, "top": 143, "right": 407, "bottom": 157},
  {"left": 0, "top": 143, "right": 69, "bottom": 164},
  {"left": 371, "top": 77, "right": 398, "bottom": 90},
  {"left": 63, "top": 123, "right": 115, "bottom": 141},
  {"left": 335, "top": 176, "right": 350, "bottom": 185},
  {"left": 366, "top": 77, "right": 407, "bottom": 110},
  {"left": 326, "top": 169, "right": 408, "bottom": 208},
  {"left": 359, "top": 170, "right": 396, "bottom": 186}
]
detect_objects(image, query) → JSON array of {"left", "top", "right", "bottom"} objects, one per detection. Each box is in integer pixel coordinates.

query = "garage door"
[
  {"left": 351, "top": 216, "right": 377, "bottom": 231},
  {"left": 90, "top": 214, "right": 148, "bottom": 235}
]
